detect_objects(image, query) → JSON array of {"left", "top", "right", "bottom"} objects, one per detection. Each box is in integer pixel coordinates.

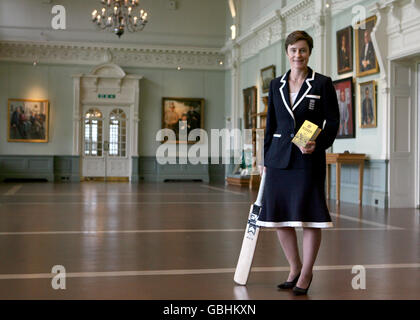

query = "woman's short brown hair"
[{"left": 285, "top": 30, "right": 313, "bottom": 53}]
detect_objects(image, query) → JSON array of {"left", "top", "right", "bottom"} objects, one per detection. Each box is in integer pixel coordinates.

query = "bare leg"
[
  {"left": 297, "top": 227, "right": 322, "bottom": 288},
  {"left": 276, "top": 227, "right": 302, "bottom": 281}
]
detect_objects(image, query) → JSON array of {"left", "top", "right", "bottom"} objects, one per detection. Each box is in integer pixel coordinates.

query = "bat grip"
[{"left": 254, "top": 171, "right": 266, "bottom": 207}]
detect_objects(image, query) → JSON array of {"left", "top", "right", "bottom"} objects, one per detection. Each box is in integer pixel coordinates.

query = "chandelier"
[{"left": 92, "top": 0, "right": 148, "bottom": 38}]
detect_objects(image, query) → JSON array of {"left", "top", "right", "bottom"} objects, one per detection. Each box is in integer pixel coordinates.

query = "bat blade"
[{"left": 233, "top": 203, "right": 261, "bottom": 285}]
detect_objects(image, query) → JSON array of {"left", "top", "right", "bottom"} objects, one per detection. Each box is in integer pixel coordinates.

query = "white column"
[
  {"left": 132, "top": 79, "right": 140, "bottom": 157},
  {"left": 311, "top": 0, "right": 327, "bottom": 75},
  {"left": 230, "top": 44, "right": 242, "bottom": 162},
  {"left": 370, "top": 3, "right": 390, "bottom": 160},
  {"left": 72, "top": 75, "right": 82, "bottom": 156}
]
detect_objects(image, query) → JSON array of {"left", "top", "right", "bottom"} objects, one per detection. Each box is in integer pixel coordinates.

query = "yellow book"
[{"left": 292, "top": 120, "right": 322, "bottom": 148}]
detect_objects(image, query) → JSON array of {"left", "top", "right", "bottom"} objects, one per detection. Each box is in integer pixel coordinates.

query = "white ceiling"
[{"left": 0, "top": 0, "right": 228, "bottom": 48}]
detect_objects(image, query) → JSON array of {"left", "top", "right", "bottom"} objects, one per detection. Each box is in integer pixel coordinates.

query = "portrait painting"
[
  {"left": 242, "top": 86, "right": 257, "bottom": 130},
  {"left": 333, "top": 77, "right": 355, "bottom": 138},
  {"left": 8, "top": 99, "right": 49, "bottom": 143},
  {"left": 355, "top": 16, "right": 380, "bottom": 77},
  {"left": 336, "top": 26, "right": 353, "bottom": 74},
  {"left": 260, "top": 65, "right": 276, "bottom": 93},
  {"left": 161, "top": 97, "right": 204, "bottom": 143},
  {"left": 358, "top": 80, "right": 377, "bottom": 128}
]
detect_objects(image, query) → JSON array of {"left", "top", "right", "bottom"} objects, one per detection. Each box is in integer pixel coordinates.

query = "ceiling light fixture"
[{"left": 91, "top": 0, "right": 148, "bottom": 38}]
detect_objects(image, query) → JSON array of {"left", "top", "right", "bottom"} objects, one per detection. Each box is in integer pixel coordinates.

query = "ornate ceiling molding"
[
  {"left": 0, "top": 41, "right": 226, "bottom": 70},
  {"left": 225, "top": 0, "right": 317, "bottom": 64}
]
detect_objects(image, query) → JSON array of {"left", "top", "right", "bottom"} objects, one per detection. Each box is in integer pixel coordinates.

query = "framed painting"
[
  {"left": 8, "top": 99, "right": 49, "bottom": 143},
  {"left": 161, "top": 97, "right": 204, "bottom": 143},
  {"left": 242, "top": 86, "right": 257, "bottom": 130},
  {"left": 260, "top": 65, "right": 276, "bottom": 93},
  {"left": 336, "top": 26, "right": 353, "bottom": 75},
  {"left": 355, "top": 16, "right": 380, "bottom": 77},
  {"left": 358, "top": 80, "right": 377, "bottom": 128},
  {"left": 333, "top": 77, "right": 355, "bottom": 138}
]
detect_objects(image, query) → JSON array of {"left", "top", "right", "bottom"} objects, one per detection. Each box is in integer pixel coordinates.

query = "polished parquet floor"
[{"left": 0, "top": 180, "right": 418, "bottom": 300}]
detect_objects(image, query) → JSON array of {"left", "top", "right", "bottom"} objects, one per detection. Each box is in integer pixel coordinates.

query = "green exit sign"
[{"left": 98, "top": 94, "right": 116, "bottom": 99}]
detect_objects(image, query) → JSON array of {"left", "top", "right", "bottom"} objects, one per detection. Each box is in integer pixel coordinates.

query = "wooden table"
[{"left": 326, "top": 153, "right": 367, "bottom": 204}]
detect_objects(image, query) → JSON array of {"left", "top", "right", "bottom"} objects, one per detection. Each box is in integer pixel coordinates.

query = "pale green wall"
[
  {"left": 238, "top": 29, "right": 318, "bottom": 125},
  {"left": 237, "top": 2, "right": 383, "bottom": 159},
  {"left": 239, "top": 40, "right": 284, "bottom": 122},
  {"left": 0, "top": 62, "right": 86, "bottom": 155},
  {"left": 329, "top": 0, "right": 383, "bottom": 158},
  {"left": 0, "top": 62, "right": 226, "bottom": 157}
]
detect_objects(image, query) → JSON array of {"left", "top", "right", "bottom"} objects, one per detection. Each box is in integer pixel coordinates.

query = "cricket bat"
[{"left": 233, "top": 171, "right": 266, "bottom": 285}]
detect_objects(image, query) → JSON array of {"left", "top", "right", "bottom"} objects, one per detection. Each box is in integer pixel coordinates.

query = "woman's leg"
[
  {"left": 297, "top": 227, "right": 322, "bottom": 288},
  {"left": 276, "top": 227, "right": 302, "bottom": 281}
]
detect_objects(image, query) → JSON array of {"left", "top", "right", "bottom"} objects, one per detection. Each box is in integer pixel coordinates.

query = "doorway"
[
  {"left": 389, "top": 60, "right": 419, "bottom": 208},
  {"left": 82, "top": 106, "right": 130, "bottom": 180},
  {"left": 72, "top": 63, "right": 142, "bottom": 182}
]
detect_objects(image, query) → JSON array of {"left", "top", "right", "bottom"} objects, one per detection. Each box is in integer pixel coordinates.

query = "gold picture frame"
[
  {"left": 336, "top": 26, "right": 353, "bottom": 75},
  {"left": 358, "top": 80, "right": 377, "bottom": 128},
  {"left": 8, "top": 99, "right": 49, "bottom": 143},
  {"left": 355, "top": 15, "right": 380, "bottom": 77},
  {"left": 242, "top": 86, "right": 257, "bottom": 130},
  {"left": 260, "top": 65, "right": 276, "bottom": 93},
  {"left": 333, "top": 77, "right": 355, "bottom": 138},
  {"left": 161, "top": 97, "right": 204, "bottom": 144}
]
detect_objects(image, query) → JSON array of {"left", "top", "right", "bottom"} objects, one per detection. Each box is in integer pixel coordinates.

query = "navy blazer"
[{"left": 264, "top": 67, "right": 339, "bottom": 169}]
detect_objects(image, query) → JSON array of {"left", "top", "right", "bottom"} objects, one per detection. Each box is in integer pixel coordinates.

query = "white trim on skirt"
[{"left": 256, "top": 221, "right": 333, "bottom": 228}]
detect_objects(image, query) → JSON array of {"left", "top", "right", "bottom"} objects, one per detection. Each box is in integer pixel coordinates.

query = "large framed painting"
[
  {"left": 260, "top": 65, "right": 276, "bottom": 93},
  {"left": 162, "top": 97, "right": 204, "bottom": 143},
  {"left": 336, "top": 26, "right": 353, "bottom": 75},
  {"left": 358, "top": 80, "right": 377, "bottom": 128},
  {"left": 242, "top": 86, "right": 257, "bottom": 130},
  {"left": 333, "top": 77, "right": 355, "bottom": 138},
  {"left": 355, "top": 16, "right": 380, "bottom": 77},
  {"left": 8, "top": 99, "right": 49, "bottom": 143}
]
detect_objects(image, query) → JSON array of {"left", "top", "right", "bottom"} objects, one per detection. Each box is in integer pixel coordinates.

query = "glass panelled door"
[{"left": 82, "top": 106, "right": 130, "bottom": 179}]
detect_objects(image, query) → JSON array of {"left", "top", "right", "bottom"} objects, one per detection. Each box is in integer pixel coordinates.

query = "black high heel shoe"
[
  {"left": 277, "top": 273, "right": 301, "bottom": 290},
  {"left": 293, "top": 275, "right": 313, "bottom": 296}
]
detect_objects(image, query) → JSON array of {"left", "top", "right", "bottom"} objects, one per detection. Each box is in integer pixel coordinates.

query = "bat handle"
[{"left": 254, "top": 171, "right": 266, "bottom": 207}]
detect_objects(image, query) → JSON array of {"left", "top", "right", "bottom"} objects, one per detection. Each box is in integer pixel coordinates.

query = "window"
[
  {"left": 109, "top": 109, "right": 127, "bottom": 157},
  {"left": 84, "top": 108, "right": 103, "bottom": 157}
]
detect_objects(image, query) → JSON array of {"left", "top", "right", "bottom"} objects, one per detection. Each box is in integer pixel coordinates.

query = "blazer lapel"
[
  {"left": 279, "top": 71, "right": 295, "bottom": 125},
  {"left": 292, "top": 68, "right": 316, "bottom": 111}
]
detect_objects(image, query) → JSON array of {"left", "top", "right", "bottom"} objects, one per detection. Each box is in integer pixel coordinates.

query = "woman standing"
[{"left": 257, "top": 31, "right": 339, "bottom": 295}]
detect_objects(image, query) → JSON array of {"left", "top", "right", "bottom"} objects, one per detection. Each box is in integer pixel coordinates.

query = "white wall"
[{"left": 239, "top": 0, "right": 286, "bottom": 36}]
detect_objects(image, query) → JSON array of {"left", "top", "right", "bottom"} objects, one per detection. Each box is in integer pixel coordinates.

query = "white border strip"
[
  {"left": 0, "top": 263, "right": 418, "bottom": 280},
  {"left": 0, "top": 227, "right": 399, "bottom": 236},
  {"left": 2, "top": 192, "right": 239, "bottom": 196},
  {"left": 0, "top": 201, "right": 252, "bottom": 205},
  {"left": 4, "top": 185, "right": 22, "bottom": 196},
  {"left": 329, "top": 212, "right": 403, "bottom": 230},
  {"left": 200, "top": 185, "right": 245, "bottom": 195},
  {"left": 256, "top": 221, "right": 333, "bottom": 228}
]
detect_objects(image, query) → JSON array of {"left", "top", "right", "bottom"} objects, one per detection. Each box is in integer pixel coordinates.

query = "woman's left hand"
[{"left": 299, "top": 141, "right": 316, "bottom": 154}]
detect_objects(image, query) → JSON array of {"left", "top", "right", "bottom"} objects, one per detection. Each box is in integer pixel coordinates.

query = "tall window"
[
  {"left": 84, "top": 108, "right": 103, "bottom": 156},
  {"left": 109, "top": 109, "right": 127, "bottom": 157}
]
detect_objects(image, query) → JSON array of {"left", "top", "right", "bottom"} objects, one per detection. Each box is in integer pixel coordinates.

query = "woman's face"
[{"left": 287, "top": 40, "right": 311, "bottom": 71}]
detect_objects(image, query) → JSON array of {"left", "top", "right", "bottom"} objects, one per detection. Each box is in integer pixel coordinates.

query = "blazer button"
[{"left": 290, "top": 134, "right": 294, "bottom": 138}]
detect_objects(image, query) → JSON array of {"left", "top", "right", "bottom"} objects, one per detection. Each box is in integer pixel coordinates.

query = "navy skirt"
[{"left": 256, "top": 161, "right": 333, "bottom": 229}]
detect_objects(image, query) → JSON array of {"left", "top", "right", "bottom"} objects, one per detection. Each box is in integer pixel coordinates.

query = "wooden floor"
[{"left": 0, "top": 180, "right": 418, "bottom": 300}]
